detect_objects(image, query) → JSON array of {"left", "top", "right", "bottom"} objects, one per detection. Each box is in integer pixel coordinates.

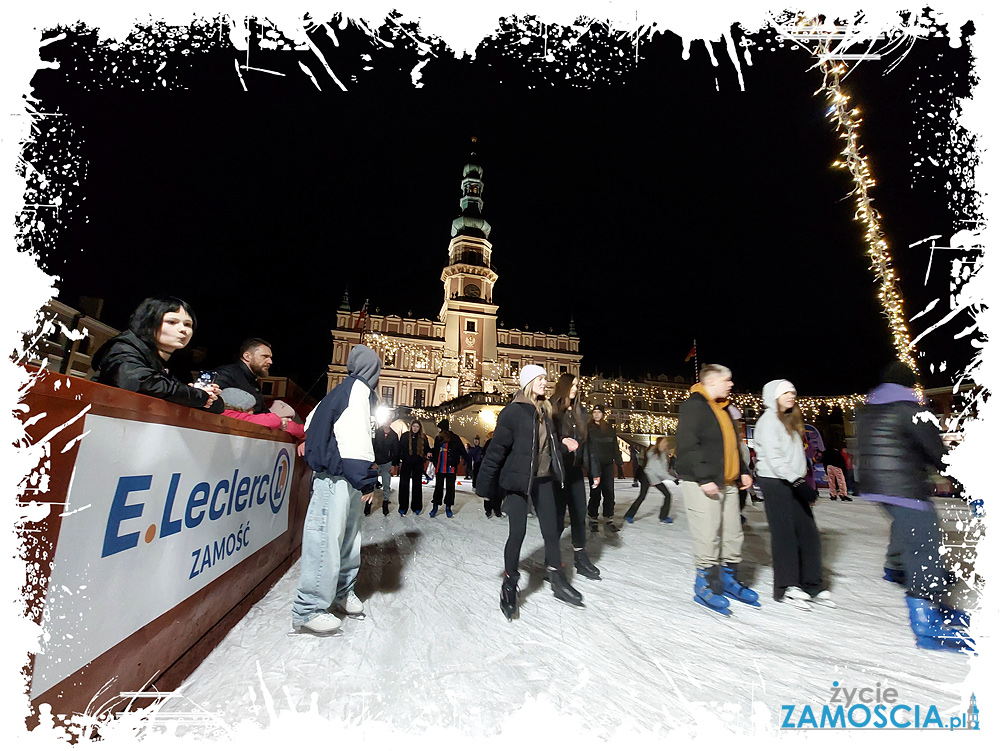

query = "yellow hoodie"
[{"left": 690, "top": 382, "right": 740, "bottom": 483}]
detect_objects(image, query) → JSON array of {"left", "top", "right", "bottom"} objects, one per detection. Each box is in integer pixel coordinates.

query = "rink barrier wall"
[{"left": 18, "top": 368, "right": 312, "bottom": 725}]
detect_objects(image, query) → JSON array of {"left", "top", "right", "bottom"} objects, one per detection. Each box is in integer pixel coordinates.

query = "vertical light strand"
[{"left": 814, "top": 32, "right": 920, "bottom": 378}]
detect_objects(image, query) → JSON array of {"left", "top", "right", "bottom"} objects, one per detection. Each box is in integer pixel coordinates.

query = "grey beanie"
[{"left": 221, "top": 388, "right": 256, "bottom": 411}]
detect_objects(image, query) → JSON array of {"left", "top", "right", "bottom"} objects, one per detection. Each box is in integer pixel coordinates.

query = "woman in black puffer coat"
[{"left": 477, "top": 365, "right": 579, "bottom": 619}]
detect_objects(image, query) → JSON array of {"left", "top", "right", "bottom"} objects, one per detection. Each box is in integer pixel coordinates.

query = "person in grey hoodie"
[
  {"left": 754, "top": 379, "right": 834, "bottom": 610},
  {"left": 292, "top": 345, "right": 381, "bottom": 635}
]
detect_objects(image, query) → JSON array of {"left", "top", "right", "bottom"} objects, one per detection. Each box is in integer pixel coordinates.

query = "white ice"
[{"left": 168, "top": 478, "right": 976, "bottom": 739}]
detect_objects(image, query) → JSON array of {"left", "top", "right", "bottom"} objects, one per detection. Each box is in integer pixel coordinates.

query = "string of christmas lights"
[{"left": 814, "top": 29, "right": 920, "bottom": 377}]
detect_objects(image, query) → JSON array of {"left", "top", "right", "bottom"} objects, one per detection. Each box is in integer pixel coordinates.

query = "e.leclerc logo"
[{"left": 101, "top": 447, "right": 291, "bottom": 578}]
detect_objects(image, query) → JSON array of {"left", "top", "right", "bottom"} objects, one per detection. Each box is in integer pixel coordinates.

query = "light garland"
[
  {"left": 813, "top": 25, "right": 920, "bottom": 378},
  {"left": 361, "top": 331, "right": 434, "bottom": 371}
]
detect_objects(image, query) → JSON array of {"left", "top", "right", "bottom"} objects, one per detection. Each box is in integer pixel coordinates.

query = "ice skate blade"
[
  {"left": 575, "top": 569, "right": 602, "bottom": 581},
  {"left": 290, "top": 627, "right": 343, "bottom": 637},
  {"left": 731, "top": 598, "right": 761, "bottom": 608},
  {"left": 693, "top": 595, "right": 732, "bottom": 617}
]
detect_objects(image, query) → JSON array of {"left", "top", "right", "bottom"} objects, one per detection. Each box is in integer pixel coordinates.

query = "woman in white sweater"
[{"left": 754, "top": 379, "right": 834, "bottom": 610}]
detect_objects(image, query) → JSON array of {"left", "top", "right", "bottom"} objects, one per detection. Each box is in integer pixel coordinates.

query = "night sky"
[{"left": 27, "top": 14, "right": 978, "bottom": 399}]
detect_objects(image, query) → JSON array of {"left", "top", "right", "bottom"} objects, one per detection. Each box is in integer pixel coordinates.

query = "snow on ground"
[{"left": 171, "top": 478, "right": 975, "bottom": 739}]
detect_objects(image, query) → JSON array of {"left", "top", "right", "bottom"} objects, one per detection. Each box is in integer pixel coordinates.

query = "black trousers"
[
  {"left": 554, "top": 470, "right": 589, "bottom": 549},
  {"left": 398, "top": 464, "right": 424, "bottom": 513},
  {"left": 432, "top": 471, "right": 457, "bottom": 507},
  {"left": 472, "top": 462, "right": 481, "bottom": 488},
  {"left": 759, "top": 477, "right": 823, "bottom": 599},
  {"left": 503, "top": 477, "right": 562, "bottom": 576},
  {"left": 587, "top": 463, "right": 616, "bottom": 518},
  {"left": 882, "top": 502, "right": 948, "bottom": 601},
  {"left": 625, "top": 477, "right": 672, "bottom": 520}
]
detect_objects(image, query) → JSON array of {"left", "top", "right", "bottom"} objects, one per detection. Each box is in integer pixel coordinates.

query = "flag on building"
[
  {"left": 355, "top": 299, "right": 369, "bottom": 331},
  {"left": 684, "top": 342, "right": 697, "bottom": 362}
]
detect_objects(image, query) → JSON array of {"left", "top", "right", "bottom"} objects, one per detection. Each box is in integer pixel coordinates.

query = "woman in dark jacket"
[
  {"left": 477, "top": 365, "right": 580, "bottom": 620},
  {"left": 430, "top": 419, "right": 470, "bottom": 518},
  {"left": 397, "top": 419, "right": 430, "bottom": 515},
  {"left": 550, "top": 373, "right": 601, "bottom": 580},
  {"left": 92, "top": 296, "right": 223, "bottom": 413}
]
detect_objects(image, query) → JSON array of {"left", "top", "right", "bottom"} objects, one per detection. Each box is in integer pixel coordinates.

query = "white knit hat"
[
  {"left": 773, "top": 379, "right": 796, "bottom": 398},
  {"left": 519, "top": 364, "right": 546, "bottom": 389}
]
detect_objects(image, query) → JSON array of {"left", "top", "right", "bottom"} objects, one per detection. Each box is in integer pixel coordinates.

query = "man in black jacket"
[
  {"left": 675, "top": 364, "right": 756, "bottom": 614},
  {"left": 587, "top": 406, "right": 620, "bottom": 531},
  {"left": 372, "top": 422, "right": 400, "bottom": 515},
  {"left": 856, "top": 362, "right": 972, "bottom": 650},
  {"left": 213, "top": 338, "right": 273, "bottom": 414}
]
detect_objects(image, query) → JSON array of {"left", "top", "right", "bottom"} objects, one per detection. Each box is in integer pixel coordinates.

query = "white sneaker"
[
  {"left": 810, "top": 590, "right": 837, "bottom": 608},
  {"left": 295, "top": 612, "right": 343, "bottom": 634},
  {"left": 780, "top": 586, "right": 813, "bottom": 610},
  {"left": 333, "top": 591, "right": 365, "bottom": 617}
]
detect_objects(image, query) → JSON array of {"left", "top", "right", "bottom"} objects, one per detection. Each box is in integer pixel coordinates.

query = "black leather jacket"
[{"left": 92, "top": 330, "right": 224, "bottom": 413}]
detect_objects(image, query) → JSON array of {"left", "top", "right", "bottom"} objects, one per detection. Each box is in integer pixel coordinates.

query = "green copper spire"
[{"left": 451, "top": 136, "right": 492, "bottom": 239}]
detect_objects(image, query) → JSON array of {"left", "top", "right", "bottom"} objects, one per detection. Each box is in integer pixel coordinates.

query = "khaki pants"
[{"left": 680, "top": 480, "right": 743, "bottom": 569}]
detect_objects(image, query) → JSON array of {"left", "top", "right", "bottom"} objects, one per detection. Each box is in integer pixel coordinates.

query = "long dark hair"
[
  {"left": 128, "top": 296, "right": 196, "bottom": 346},
  {"left": 551, "top": 372, "right": 587, "bottom": 442},
  {"left": 407, "top": 419, "right": 425, "bottom": 453}
]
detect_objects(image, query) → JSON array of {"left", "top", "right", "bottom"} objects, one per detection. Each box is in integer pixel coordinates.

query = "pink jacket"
[{"left": 223, "top": 409, "right": 305, "bottom": 440}]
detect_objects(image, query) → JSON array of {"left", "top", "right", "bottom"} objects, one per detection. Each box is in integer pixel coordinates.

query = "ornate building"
[{"left": 327, "top": 140, "right": 582, "bottom": 407}]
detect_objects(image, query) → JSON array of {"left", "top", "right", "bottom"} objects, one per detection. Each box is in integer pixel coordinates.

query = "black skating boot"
[
  {"left": 574, "top": 549, "right": 602, "bottom": 580},
  {"left": 548, "top": 566, "right": 584, "bottom": 607},
  {"left": 500, "top": 574, "right": 519, "bottom": 621}
]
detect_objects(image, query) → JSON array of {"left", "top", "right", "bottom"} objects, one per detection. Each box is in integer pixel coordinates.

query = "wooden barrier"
[{"left": 18, "top": 368, "right": 312, "bottom": 724}]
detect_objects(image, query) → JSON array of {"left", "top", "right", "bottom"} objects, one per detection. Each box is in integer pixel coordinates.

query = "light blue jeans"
[
  {"left": 378, "top": 463, "right": 393, "bottom": 504},
  {"left": 291, "top": 472, "right": 364, "bottom": 626}
]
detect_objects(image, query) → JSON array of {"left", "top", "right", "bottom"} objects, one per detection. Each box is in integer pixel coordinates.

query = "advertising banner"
[{"left": 30, "top": 415, "right": 293, "bottom": 699}]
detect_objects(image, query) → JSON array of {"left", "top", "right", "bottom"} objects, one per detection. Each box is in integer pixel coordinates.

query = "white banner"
[{"left": 30, "top": 415, "right": 294, "bottom": 699}]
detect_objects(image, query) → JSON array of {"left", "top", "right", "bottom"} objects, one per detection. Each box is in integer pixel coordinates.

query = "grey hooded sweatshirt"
[{"left": 753, "top": 380, "right": 807, "bottom": 483}]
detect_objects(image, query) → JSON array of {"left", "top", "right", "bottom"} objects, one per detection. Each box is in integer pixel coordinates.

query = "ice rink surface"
[{"left": 173, "top": 478, "right": 976, "bottom": 739}]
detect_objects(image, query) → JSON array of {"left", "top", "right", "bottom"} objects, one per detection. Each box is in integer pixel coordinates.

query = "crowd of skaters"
[{"left": 88, "top": 296, "right": 975, "bottom": 651}]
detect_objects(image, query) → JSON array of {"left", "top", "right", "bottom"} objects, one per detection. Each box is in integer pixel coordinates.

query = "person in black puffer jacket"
[
  {"left": 856, "top": 362, "right": 972, "bottom": 651},
  {"left": 91, "top": 296, "right": 224, "bottom": 413},
  {"left": 477, "top": 365, "right": 579, "bottom": 619},
  {"left": 586, "top": 405, "right": 620, "bottom": 531},
  {"left": 550, "top": 373, "right": 601, "bottom": 580}
]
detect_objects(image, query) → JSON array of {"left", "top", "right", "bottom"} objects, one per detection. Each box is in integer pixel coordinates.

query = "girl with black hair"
[
  {"left": 550, "top": 373, "right": 601, "bottom": 580},
  {"left": 397, "top": 419, "right": 431, "bottom": 515},
  {"left": 477, "top": 365, "right": 582, "bottom": 620},
  {"left": 92, "top": 296, "right": 223, "bottom": 412}
]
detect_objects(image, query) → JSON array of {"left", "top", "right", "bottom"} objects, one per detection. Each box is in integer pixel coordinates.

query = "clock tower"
[{"left": 437, "top": 137, "right": 501, "bottom": 398}]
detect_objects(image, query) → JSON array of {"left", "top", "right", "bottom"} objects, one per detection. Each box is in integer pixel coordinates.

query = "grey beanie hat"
[{"left": 221, "top": 388, "right": 256, "bottom": 411}]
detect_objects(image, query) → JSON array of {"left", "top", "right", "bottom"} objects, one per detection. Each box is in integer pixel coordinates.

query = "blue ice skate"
[
  {"left": 694, "top": 568, "right": 732, "bottom": 616},
  {"left": 907, "top": 596, "right": 976, "bottom": 653},
  {"left": 720, "top": 564, "right": 761, "bottom": 607}
]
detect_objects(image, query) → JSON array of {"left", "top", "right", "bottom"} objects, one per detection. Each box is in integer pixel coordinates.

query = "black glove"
[{"left": 791, "top": 478, "right": 818, "bottom": 504}]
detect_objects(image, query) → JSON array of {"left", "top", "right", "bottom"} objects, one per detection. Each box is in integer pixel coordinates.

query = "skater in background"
[
  {"left": 753, "top": 379, "right": 835, "bottom": 610},
  {"left": 675, "top": 364, "right": 757, "bottom": 615},
  {"left": 856, "top": 362, "right": 973, "bottom": 651},
  {"left": 482, "top": 433, "right": 504, "bottom": 518},
  {"left": 629, "top": 443, "right": 642, "bottom": 487},
  {"left": 477, "top": 365, "right": 582, "bottom": 620},
  {"left": 468, "top": 435, "right": 484, "bottom": 488},
  {"left": 823, "top": 443, "right": 850, "bottom": 501},
  {"left": 371, "top": 420, "right": 400, "bottom": 516},
  {"left": 430, "top": 419, "right": 469, "bottom": 518},
  {"left": 397, "top": 419, "right": 430, "bottom": 516},
  {"left": 550, "top": 373, "right": 602, "bottom": 580},
  {"left": 292, "top": 345, "right": 381, "bottom": 634},
  {"left": 587, "top": 405, "right": 620, "bottom": 532},
  {"left": 611, "top": 419, "right": 626, "bottom": 480},
  {"left": 624, "top": 436, "right": 675, "bottom": 524}
]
